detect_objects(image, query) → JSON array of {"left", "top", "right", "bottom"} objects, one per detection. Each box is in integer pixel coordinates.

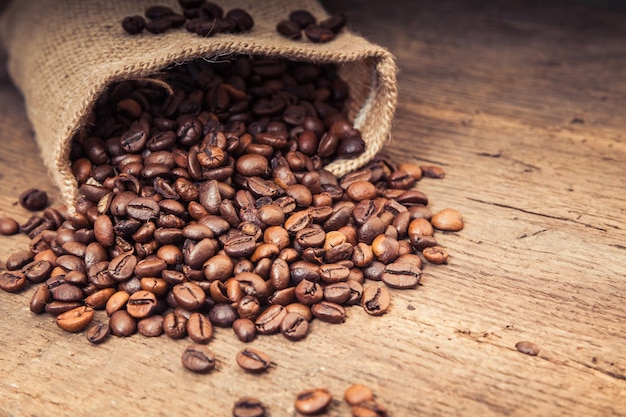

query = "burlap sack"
[{"left": 0, "top": 0, "right": 397, "bottom": 208}]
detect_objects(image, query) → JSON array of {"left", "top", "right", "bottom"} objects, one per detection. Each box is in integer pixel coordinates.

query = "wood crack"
[
  {"left": 571, "top": 359, "right": 626, "bottom": 382},
  {"left": 467, "top": 197, "right": 607, "bottom": 231}
]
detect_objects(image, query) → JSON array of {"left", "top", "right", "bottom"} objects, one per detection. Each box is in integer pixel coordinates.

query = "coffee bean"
[
  {"left": 294, "top": 388, "right": 332, "bottom": 415},
  {"left": 5, "top": 250, "right": 34, "bottom": 271},
  {"left": 86, "top": 323, "right": 110, "bottom": 344},
  {"left": 420, "top": 165, "right": 446, "bottom": 179},
  {"left": 109, "top": 310, "right": 137, "bottom": 337},
  {"left": 382, "top": 262, "right": 421, "bottom": 289},
  {"left": 232, "top": 397, "right": 266, "bottom": 417},
  {"left": 344, "top": 384, "right": 374, "bottom": 406},
  {"left": 0, "top": 216, "right": 19, "bottom": 235},
  {"left": 0, "top": 271, "right": 27, "bottom": 293},
  {"left": 137, "top": 315, "right": 164, "bottom": 337},
  {"left": 172, "top": 282, "right": 206, "bottom": 311},
  {"left": 19, "top": 188, "right": 48, "bottom": 211},
  {"left": 226, "top": 9, "right": 254, "bottom": 32},
  {"left": 423, "top": 246, "right": 449, "bottom": 264},
  {"left": 255, "top": 304, "right": 287, "bottom": 334},
  {"left": 515, "top": 341, "right": 540, "bottom": 356},
  {"left": 232, "top": 318, "right": 257, "bottom": 343},
  {"left": 276, "top": 19, "right": 302, "bottom": 39},
  {"left": 30, "top": 284, "right": 51, "bottom": 313},
  {"left": 163, "top": 311, "right": 188, "bottom": 339},
  {"left": 186, "top": 312, "right": 213, "bottom": 343},
  {"left": 126, "top": 290, "right": 158, "bottom": 318},
  {"left": 281, "top": 311, "right": 309, "bottom": 341},
  {"left": 289, "top": 10, "right": 316, "bottom": 28},
  {"left": 431, "top": 208, "right": 464, "bottom": 231},
  {"left": 311, "top": 301, "right": 346, "bottom": 324},
  {"left": 181, "top": 344, "right": 216, "bottom": 374},
  {"left": 209, "top": 303, "right": 237, "bottom": 327},
  {"left": 236, "top": 348, "right": 271, "bottom": 373},
  {"left": 56, "top": 306, "right": 94, "bottom": 333},
  {"left": 361, "top": 285, "right": 390, "bottom": 316},
  {"left": 121, "top": 15, "right": 146, "bottom": 35}
]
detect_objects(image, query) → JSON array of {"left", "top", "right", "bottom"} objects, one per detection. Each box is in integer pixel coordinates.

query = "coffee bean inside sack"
[{"left": 0, "top": 55, "right": 463, "bottom": 375}]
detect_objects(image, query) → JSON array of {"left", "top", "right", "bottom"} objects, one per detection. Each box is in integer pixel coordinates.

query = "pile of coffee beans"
[
  {"left": 276, "top": 9, "right": 347, "bottom": 43},
  {"left": 122, "top": 1, "right": 254, "bottom": 37},
  {"left": 0, "top": 55, "right": 463, "bottom": 387}
]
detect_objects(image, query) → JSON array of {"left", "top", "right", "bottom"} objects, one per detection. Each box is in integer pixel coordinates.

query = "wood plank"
[{"left": 1, "top": 0, "right": 625, "bottom": 416}]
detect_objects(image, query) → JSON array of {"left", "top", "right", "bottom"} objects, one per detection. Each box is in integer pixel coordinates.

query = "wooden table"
[{"left": 1, "top": 0, "right": 625, "bottom": 415}]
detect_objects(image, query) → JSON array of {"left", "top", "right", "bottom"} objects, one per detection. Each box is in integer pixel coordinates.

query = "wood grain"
[{"left": 1, "top": 0, "right": 625, "bottom": 416}]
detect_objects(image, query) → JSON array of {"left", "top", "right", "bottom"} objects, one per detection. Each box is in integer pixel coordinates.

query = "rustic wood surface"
[{"left": 1, "top": 0, "right": 625, "bottom": 416}]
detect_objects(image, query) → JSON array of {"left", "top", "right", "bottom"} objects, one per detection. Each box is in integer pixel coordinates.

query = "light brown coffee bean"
[
  {"left": 181, "top": 344, "right": 216, "bottom": 374},
  {"left": 344, "top": 384, "right": 374, "bottom": 406},
  {"left": 422, "top": 246, "right": 449, "bottom": 264},
  {"left": 515, "top": 341, "right": 540, "bottom": 356},
  {"left": 294, "top": 388, "right": 332, "bottom": 415},
  {"left": 362, "top": 285, "right": 390, "bottom": 316},
  {"left": 56, "top": 306, "right": 94, "bottom": 333},
  {"left": 236, "top": 348, "right": 271, "bottom": 373},
  {"left": 431, "top": 208, "right": 464, "bottom": 231}
]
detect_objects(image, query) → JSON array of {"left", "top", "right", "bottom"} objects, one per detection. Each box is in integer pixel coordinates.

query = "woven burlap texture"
[{"left": 0, "top": 0, "right": 397, "bottom": 208}]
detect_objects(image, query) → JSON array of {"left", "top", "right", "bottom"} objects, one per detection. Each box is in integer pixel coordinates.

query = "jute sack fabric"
[{"left": 0, "top": 0, "right": 397, "bottom": 208}]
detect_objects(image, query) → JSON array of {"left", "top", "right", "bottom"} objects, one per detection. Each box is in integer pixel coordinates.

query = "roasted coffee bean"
[
  {"left": 232, "top": 397, "right": 266, "bottom": 417},
  {"left": 344, "top": 384, "right": 374, "bottom": 406},
  {"left": 19, "top": 188, "right": 48, "bottom": 211},
  {"left": 232, "top": 318, "right": 257, "bottom": 343},
  {"left": 121, "top": 15, "right": 146, "bottom": 34},
  {"left": 85, "top": 288, "right": 116, "bottom": 309},
  {"left": 50, "top": 283, "right": 84, "bottom": 302},
  {"left": 276, "top": 19, "right": 302, "bottom": 39},
  {"left": 45, "top": 301, "right": 83, "bottom": 316},
  {"left": 30, "top": 284, "right": 51, "bottom": 313},
  {"left": 163, "top": 311, "right": 188, "bottom": 339},
  {"left": 226, "top": 8, "right": 254, "bottom": 32},
  {"left": 431, "top": 208, "right": 464, "bottom": 231},
  {"left": 0, "top": 216, "right": 19, "bottom": 235},
  {"left": 362, "top": 285, "right": 390, "bottom": 316},
  {"left": 311, "top": 301, "right": 346, "bottom": 324},
  {"left": 186, "top": 312, "right": 213, "bottom": 343},
  {"left": 0, "top": 271, "right": 27, "bottom": 293},
  {"left": 5, "top": 250, "right": 34, "bottom": 271},
  {"left": 255, "top": 304, "right": 287, "bottom": 334},
  {"left": 182, "top": 343, "right": 216, "bottom": 374},
  {"left": 515, "top": 341, "right": 540, "bottom": 356},
  {"left": 420, "top": 164, "right": 446, "bottom": 179},
  {"left": 295, "top": 279, "right": 323, "bottom": 306},
  {"left": 86, "top": 323, "right": 110, "bottom": 344},
  {"left": 172, "top": 281, "right": 206, "bottom": 311},
  {"left": 137, "top": 315, "right": 164, "bottom": 337},
  {"left": 289, "top": 10, "right": 316, "bottom": 28},
  {"left": 108, "top": 253, "right": 138, "bottom": 281},
  {"left": 281, "top": 311, "right": 309, "bottom": 341},
  {"left": 423, "top": 246, "right": 449, "bottom": 264},
  {"left": 382, "top": 261, "right": 421, "bottom": 289},
  {"left": 371, "top": 234, "right": 399, "bottom": 264},
  {"left": 209, "top": 303, "right": 238, "bottom": 327},
  {"left": 22, "top": 260, "right": 53, "bottom": 283},
  {"left": 294, "top": 388, "right": 332, "bottom": 415},
  {"left": 126, "top": 197, "right": 160, "bottom": 221},
  {"left": 236, "top": 348, "right": 271, "bottom": 373},
  {"left": 109, "top": 310, "right": 137, "bottom": 337},
  {"left": 323, "top": 282, "right": 351, "bottom": 304},
  {"left": 56, "top": 306, "right": 94, "bottom": 333},
  {"left": 126, "top": 290, "right": 158, "bottom": 318}
]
